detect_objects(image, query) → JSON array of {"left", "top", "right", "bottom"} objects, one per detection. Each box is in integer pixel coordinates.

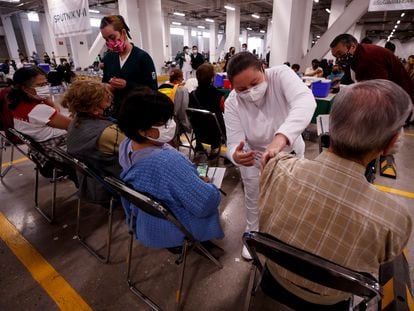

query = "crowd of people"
[{"left": 0, "top": 14, "right": 413, "bottom": 309}]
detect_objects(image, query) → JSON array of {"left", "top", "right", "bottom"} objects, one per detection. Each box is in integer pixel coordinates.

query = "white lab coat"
[{"left": 224, "top": 65, "right": 316, "bottom": 231}]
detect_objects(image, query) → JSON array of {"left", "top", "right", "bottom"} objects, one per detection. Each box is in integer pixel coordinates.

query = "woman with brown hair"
[
  {"left": 62, "top": 80, "right": 125, "bottom": 204},
  {"left": 100, "top": 15, "right": 158, "bottom": 117}
]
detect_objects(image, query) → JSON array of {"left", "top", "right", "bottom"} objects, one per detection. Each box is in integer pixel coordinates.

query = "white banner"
[
  {"left": 369, "top": 0, "right": 414, "bottom": 11},
  {"left": 48, "top": 0, "right": 92, "bottom": 38}
]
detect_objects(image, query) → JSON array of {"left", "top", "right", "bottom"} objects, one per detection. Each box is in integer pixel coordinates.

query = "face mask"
[
  {"left": 146, "top": 119, "right": 176, "bottom": 143},
  {"left": 192, "top": 49, "right": 198, "bottom": 54},
  {"left": 185, "top": 49, "right": 189, "bottom": 53},
  {"left": 34, "top": 85, "right": 50, "bottom": 97},
  {"left": 238, "top": 80, "right": 268, "bottom": 107},
  {"left": 332, "top": 70, "right": 339, "bottom": 74},
  {"left": 106, "top": 38, "right": 126, "bottom": 53},
  {"left": 337, "top": 51, "right": 353, "bottom": 68}
]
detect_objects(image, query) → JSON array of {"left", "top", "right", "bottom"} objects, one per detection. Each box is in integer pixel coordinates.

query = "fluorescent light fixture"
[
  {"left": 246, "top": 27, "right": 252, "bottom": 30},
  {"left": 224, "top": 5, "right": 235, "bottom": 11},
  {"left": 89, "top": 9, "right": 100, "bottom": 14},
  {"left": 205, "top": 18, "right": 214, "bottom": 23},
  {"left": 397, "top": 20, "right": 401, "bottom": 24},
  {"left": 252, "top": 14, "right": 260, "bottom": 19},
  {"left": 27, "top": 11, "right": 39, "bottom": 22},
  {"left": 172, "top": 22, "right": 181, "bottom": 25},
  {"left": 173, "top": 12, "right": 185, "bottom": 17},
  {"left": 1, "top": 0, "right": 20, "bottom": 2},
  {"left": 314, "top": 0, "right": 319, "bottom": 3},
  {"left": 197, "top": 25, "right": 205, "bottom": 29},
  {"left": 316, "top": 35, "right": 321, "bottom": 38},
  {"left": 260, "top": 30, "right": 265, "bottom": 33},
  {"left": 401, "top": 12, "right": 405, "bottom": 17},
  {"left": 325, "top": 8, "right": 331, "bottom": 13}
]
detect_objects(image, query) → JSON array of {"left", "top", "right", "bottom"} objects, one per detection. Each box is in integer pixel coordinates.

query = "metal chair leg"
[
  {"left": 176, "top": 241, "right": 189, "bottom": 310},
  {"left": 194, "top": 242, "right": 223, "bottom": 269},
  {"left": 75, "top": 197, "right": 114, "bottom": 263},
  {"left": 126, "top": 230, "right": 161, "bottom": 311},
  {"left": 0, "top": 138, "right": 14, "bottom": 178},
  {"left": 33, "top": 167, "right": 54, "bottom": 223}
]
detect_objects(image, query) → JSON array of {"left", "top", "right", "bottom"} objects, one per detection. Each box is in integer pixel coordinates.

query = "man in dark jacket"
[{"left": 190, "top": 45, "right": 204, "bottom": 71}]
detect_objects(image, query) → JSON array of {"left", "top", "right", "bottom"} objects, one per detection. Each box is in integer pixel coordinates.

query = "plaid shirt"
[{"left": 259, "top": 151, "right": 412, "bottom": 303}]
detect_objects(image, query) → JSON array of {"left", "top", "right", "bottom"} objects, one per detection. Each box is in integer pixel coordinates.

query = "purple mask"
[{"left": 106, "top": 38, "right": 126, "bottom": 53}]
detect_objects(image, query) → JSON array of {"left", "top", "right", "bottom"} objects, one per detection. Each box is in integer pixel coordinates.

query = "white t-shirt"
[
  {"left": 224, "top": 65, "right": 316, "bottom": 162},
  {"left": 14, "top": 104, "right": 67, "bottom": 142}
]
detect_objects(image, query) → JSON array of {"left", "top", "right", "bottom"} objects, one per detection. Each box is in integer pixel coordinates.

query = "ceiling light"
[
  {"left": 394, "top": 25, "right": 398, "bottom": 29},
  {"left": 314, "top": 0, "right": 319, "bottom": 3},
  {"left": 252, "top": 14, "right": 260, "bottom": 19},
  {"left": 260, "top": 30, "right": 265, "bottom": 33},
  {"left": 396, "top": 20, "right": 401, "bottom": 24},
  {"left": 316, "top": 35, "right": 321, "bottom": 38},
  {"left": 197, "top": 25, "right": 205, "bottom": 29},
  {"left": 401, "top": 12, "right": 405, "bottom": 17},
  {"left": 27, "top": 12, "right": 39, "bottom": 22},
  {"left": 312, "top": 41, "right": 315, "bottom": 43},
  {"left": 325, "top": 8, "right": 331, "bottom": 13},
  {"left": 173, "top": 12, "right": 185, "bottom": 17},
  {"left": 89, "top": 9, "right": 100, "bottom": 14},
  {"left": 172, "top": 22, "right": 181, "bottom": 25},
  {"left": 0, "top": 0, "right": 20, "bottom": 2},
  {"left": 205, "top": 18, "right": 214, "bottom": 23},
  {"left": 246, "top": 27, "right": 252, "bottom": 31},
  {"left": 224, "top": 5, "right": 235, "bottom": 11}
]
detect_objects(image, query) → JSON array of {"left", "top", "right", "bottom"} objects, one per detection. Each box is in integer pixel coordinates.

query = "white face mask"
[
  {"left": 146, "top": 119, "right": 176, "bottom": 143},
  {"left": 237, "top": 80, "right": 268, "bottom": 107},
  {"left": 192, "top": 49, "right": 198, "bottom": 54},
  {"left": 34, "top": 85, "right": 50, "bottom": 97}
]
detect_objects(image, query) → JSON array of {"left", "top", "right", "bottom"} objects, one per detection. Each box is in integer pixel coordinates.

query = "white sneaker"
[{"left": 241, "top": 245, "right": 253, "bottom": 260}]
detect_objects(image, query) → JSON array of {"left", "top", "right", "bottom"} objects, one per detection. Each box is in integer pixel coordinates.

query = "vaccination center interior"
[{"left": 0, "top": 0, "right": 413, "bottom": 310}]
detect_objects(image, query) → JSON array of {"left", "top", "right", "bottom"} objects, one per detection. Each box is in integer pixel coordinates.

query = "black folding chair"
[
  {"left": 243, "top": 232, "right": 381, "bottom": 311},
  {"left": 186, "top": 108, "right": 226, "bottom": 164},
  {"left": 104, "top": 176, "right": 223, "bottom": 310},
  {"left": 53, "top": 147, "right": 117, "bottom": 263},
  {"left": 0, "top": 131, "right": 22, "bottom": 178},
  {"left": 8, "top": 128, "right": 75, "bottom": 223},
  {"left": 316, "top": 114, "right": 330, "bottom": 153}
]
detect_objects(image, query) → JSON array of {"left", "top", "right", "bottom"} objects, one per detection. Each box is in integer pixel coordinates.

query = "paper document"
[{"left": 207, "top": 167, "right": 226, "bottom": 189}]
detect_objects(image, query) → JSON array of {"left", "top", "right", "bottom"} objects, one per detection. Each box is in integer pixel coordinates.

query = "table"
[{"left": 312, "top": 93, "right": 335, "bottom": 123}]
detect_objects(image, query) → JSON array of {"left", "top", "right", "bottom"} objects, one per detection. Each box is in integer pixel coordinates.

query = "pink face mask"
[{"left": 106, "top": 38, "right": 126, "bottom": 53}]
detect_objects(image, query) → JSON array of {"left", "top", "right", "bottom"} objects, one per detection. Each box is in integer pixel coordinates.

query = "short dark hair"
[
  {"left": 330, "top": 34, "right": 358, "bottom": 48},
  {"left": 183, "top": 46, "right": 189, "bottom": 51},
  {"left": 100, "top": 15, "right": 131, "bottom": 39},
  {"left": 192, "top": 45, "right": 198, "bottom": 49},
  {"left": 311, "top": 59, "right": 319, "bottom": 64},
  {"left": 226, "top": 52, "right": 263, "bottom": 83},
  {"left": 196, "top": 63, "right": 215, "bottom": 85},
  {"left": 360, "top": 37, "right": 372, "bottom": 44},
  {"left": 13, "top": 67, "right": 44, "bottom": 88},
  {"left": 384, "top": 41, "right": 396, "bottom": 53},
  {"left": 169, "top": 69, "right": 183, "bottom": 83},
  {"left": 118, "top": 87, "right": 174, "bottom": 143},
  {"left": 292, "top": 64, "right": 300, "bottom": 71}
]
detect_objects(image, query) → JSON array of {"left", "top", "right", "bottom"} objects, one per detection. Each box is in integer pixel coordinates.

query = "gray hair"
[{"left": 329, "top": 79, "right": 412, "bottom": 159}]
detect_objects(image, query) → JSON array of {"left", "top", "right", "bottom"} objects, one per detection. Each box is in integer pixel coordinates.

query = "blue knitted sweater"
[{"left": 119, "top": 139, "right": 224, "bottom": 248}]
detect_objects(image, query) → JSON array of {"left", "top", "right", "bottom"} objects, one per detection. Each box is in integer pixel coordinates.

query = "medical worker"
[{"left": 224, "top": 52, "right": 316, "bottom": 259}]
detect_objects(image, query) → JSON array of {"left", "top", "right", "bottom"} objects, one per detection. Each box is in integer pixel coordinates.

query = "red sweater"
[{"left": 352, "top": 43, "right": 414, "bottom": 103}]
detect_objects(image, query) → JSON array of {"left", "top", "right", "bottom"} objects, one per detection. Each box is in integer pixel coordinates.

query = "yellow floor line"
[
  {"left": 375, "top": 184, "right": 414, "bottom": 199},
  {"left": 1, "top": 156, "right": 29, "bottom": 167},
  {"left": 0, "top": 212, "right": 92, "bottom": 311},
  {"left": 404, "top": 133, "right": 414, "bottom": 137}
]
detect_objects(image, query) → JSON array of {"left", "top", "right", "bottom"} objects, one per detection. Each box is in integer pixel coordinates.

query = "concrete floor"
[{"left": 0, "top": 125, "right": 413, "bottom": 311}]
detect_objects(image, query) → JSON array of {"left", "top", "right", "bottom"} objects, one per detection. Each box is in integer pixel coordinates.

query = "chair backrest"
[
  {"left": 104, "top": 176, "right": 196, "bottom": 241},
  {"left": 186, "top": 108, "right": 225, "bottom": 147},
  {"left": 53, "top": 147, "right": 117, "bottom": 197},
  {"left": 243, "top": 231, "right": 381, "bottom": 302}
]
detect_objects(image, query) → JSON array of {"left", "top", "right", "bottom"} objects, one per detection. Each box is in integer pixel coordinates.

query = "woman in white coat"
[{"left": 224, "top": 52, "right": 316, "bottom": 259}]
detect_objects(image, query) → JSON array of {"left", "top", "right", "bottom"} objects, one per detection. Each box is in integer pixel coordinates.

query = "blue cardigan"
[{"left": 119, "top": 139, "right": 224, "bottom": 248}]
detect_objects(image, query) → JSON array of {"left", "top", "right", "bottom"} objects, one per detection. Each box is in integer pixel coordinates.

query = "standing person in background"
[
  {"left": 241, "top": 43, "right": 248, "bottom": 52},
  {"left": 190, "top": 45, "right": 204, "bottom": 73},
  {"left": 330, "top": 33, "right": 414, "bottom": 180},
  {"left": 304, "top": 59, "right": 323, "bottom": 78},
  {"left": 43, "top": 52, "right": 51, "bottom": 64},
  {"left": 51, "top": 52, "right": 57, "bottom": 67},
  {"left": 180, "top": 46, "right": 192, "bottom": 81},
  {"left": 100, "top": 15, "right": 158, "bottom": 117},
  {"left": 223, "top": 47, "right": 235, "bottom": 73},
  {"left": 224, "top": 52, "right": 315, "bottom": 260},
  {"left": 405, "top": 55, "right": 414, "bottom": 86}
]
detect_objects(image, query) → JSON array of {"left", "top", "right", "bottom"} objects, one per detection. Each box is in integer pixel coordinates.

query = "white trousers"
[{"left": 240, "top": 165, "right": 260, "bottom": 232}]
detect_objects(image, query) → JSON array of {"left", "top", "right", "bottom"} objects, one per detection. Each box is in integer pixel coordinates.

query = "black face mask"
[
  {"left": 332, "top": 70, "right": 339, "bottom": 74},
  {"left": 336, "top": 51, "right": 354, "bottom": 68}
]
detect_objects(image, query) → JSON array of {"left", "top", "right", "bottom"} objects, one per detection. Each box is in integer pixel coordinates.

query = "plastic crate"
[{"left": 311, "top": 80, "right": 331, "bottom": 98}]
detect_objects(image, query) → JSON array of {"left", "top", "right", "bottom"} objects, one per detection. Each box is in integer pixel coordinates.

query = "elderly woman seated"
[
  {"left": 6, "top": 67, "right": 71, "bottom": 169},
  {"left": 117, "top": 87, "right": 224, "bottom": 248},
  {"left": 62, "top": 80, "right": 125, "bottom": 204}
]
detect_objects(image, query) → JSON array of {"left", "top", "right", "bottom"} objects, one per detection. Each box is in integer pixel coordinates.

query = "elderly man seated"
[{"left": 258, "top": 79, "right": 412, "bottom": 307}]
